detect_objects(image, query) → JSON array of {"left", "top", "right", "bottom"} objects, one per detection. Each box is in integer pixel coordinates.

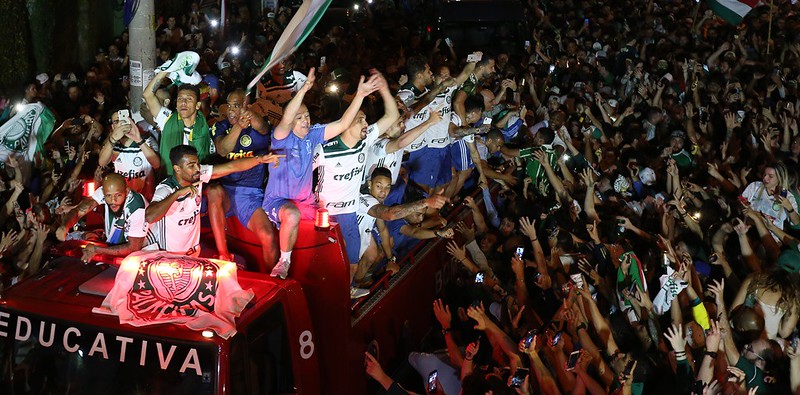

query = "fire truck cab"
[{"left": 0, "top": 202, "right": 469, "bottom": 394}]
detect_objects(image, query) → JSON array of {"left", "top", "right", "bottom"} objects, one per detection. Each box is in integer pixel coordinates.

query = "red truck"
[{"left": 0, "top": 202, "right": 470, "bottom": 394}]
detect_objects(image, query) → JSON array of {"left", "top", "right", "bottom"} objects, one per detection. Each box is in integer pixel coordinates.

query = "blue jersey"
[
  {"left": 211, "top": 120, "right": 272, "bottom": 188},
  {"left": 264, "top": 124, "right": 326, "bottom": 203}
]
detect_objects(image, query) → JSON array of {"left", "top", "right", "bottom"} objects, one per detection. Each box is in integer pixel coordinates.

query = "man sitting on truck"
[
  {"left": 262, "top": 68, "right": 380, "bottom": 280},
  {"left": 145, "top": 145, "right": 282, "bottom": 256},
  {"left": 313, "top": 71, "right": 400, "bottom": 298},
  {"left": 206, "top": 89, "right": 276, "bottom": 271},
  {"left": 355, "top": 167, "right": 450, "bottom": 285},
  {"left": 55, "top": 173, "right": 150, "bottom": 263}
]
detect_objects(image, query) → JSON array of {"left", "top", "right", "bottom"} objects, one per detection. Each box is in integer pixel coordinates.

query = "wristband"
[
  {"left": 136, "top": 139, "right": 146, "bottom": 146},
  {"left": 704, "top": 351, "right": 717, "bottom": 359},
  {"left": 441, "top": 328, "right": 451, "bottom": 335}
]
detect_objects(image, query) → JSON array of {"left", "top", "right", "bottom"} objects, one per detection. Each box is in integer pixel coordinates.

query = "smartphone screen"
[
  {"left": 523, "top": 329, "right": 537, "bottom": 348},
  {"left": 475, "top": 272, "right": 485, "bottom": 283},
  {"left": 427, "top": 370, "right": 438, "bottom": 392},
  {"left": 515, "top": 247, "right": 524, "bottom": 258},
  {"left": 510, "top": 368, "right": 529, "bottom": 388},
  {"left": 566, "top": 350, "right": 581, "bottom": 370},
  {"left": 623, "top": 359, "right": 635, "bottom": 376},
  {"left": 483, "top": 117, "right": 493, "bottom": 125}
]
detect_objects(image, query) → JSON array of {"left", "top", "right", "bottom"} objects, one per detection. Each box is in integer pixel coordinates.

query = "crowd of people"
[{"left": 1, "top": 0, "right": 800, "bottom": 393}]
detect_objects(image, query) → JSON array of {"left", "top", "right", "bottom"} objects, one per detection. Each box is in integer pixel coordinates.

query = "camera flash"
[
  {"left": 231, "top": 46, "right": 240, "bottom": 55},
  {"left": 210, "top": 19, "right": 219, "bottom": 27}
]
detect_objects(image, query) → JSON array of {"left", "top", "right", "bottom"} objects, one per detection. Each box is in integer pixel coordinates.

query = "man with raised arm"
[
  {"left": 143, "top": 71, "right": 213, "bottom": 175},
  {"left": 312, "top": 71, "right": 399, "bottom": 298},
  {"left": 263, "top": 68, "right": 380, "bottom": 279},
  {"left": 145, "top": 145, "right": 282, "bottom": 256}
]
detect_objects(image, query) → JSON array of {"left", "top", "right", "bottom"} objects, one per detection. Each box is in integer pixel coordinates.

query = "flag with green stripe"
[
  {"left": 246, "top": 0, "right": 333, "bottom": 94},
  {"left": 708, "top": 0, "right": 758, "bottom": 25},
  {"left": 0, "top": 103, "right": 56, "bottom": 163}
]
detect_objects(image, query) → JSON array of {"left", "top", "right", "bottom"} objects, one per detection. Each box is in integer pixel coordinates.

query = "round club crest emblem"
[
  {"left": 133, "top": 156, "right": 143, "bottom": 167},
  {"left": 240, "top": 134, "right": 252, "bottom": 148}
]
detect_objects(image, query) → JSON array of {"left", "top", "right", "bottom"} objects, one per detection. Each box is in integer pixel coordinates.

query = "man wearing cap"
[
  {"left": 144, "top": 63, "right": 214, "bottom": 175},
  {"left": 660, "top": 130, "right": 694, "bottom": 168}
]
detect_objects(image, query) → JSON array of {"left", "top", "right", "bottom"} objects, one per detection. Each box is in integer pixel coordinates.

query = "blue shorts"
[
  {"left": 332, "top": 212, "right": 360, "bottom": 265},
  {"left": 407, "top": 146, "right": 452, "bottom": 188},
  {"left": 450, "top": 140, "right": 474, "bottom": 172},
  {"left": 384, "top": 178, "right": 407, "bottom": 206},
  {"left": 262, "top": 197, "right": 317, "bottom": 230},
  {"left": 224, "top": 185, "right": 264, "bottom": 227}
]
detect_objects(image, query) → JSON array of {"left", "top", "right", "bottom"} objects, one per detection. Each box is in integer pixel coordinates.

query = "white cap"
[{"left": 608, "top": 99, "right": 619, "bottom": 108}]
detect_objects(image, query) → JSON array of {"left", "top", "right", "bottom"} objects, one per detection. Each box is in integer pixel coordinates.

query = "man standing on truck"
[
  {"left": 55, "top": 173, "right": 150, "bottom": 263},
  {"left": 262, "top": 68, "right": 380, "bottom": 280},
  {"left": 206, "top": 89, "right": 277, "bottom": 271},
  {"left": 397, "top": 53, "right": 480, "bottom": 197},
  {"left": 145, "top": 145, "right": 283, "bottom": 256},
  {"left": 313, "top": 71, "right": 400, "bottom": 298}
]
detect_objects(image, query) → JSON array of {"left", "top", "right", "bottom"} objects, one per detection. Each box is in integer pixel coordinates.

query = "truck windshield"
[
  {"left": 0, "top": 309, "right": 218, "bottom": 395},
  {"left": 229, "top": 303, "right": 295, "bottom": 394}
]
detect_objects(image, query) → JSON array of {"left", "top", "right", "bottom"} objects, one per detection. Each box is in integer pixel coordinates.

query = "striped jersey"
[
  {"left": 356, "top": 193, "right": 381, "bottom": 258},
  {"left": 111, "top": 137, "right": 159, "bottom": 194},
  {"left": 91, "top": 187, "right": 150, "bottom": 245},
  {"left": 398, "top": 83, "right": 457, "bottom": 151},
  {"left": 146, "top": 165, "right": 213, "bottom": 255},
  {"left": 313, "top": 124, "right": 379, "bottom": 215},
  {"left": 365, "top": 137, "right": 404, "bottom": 184}
]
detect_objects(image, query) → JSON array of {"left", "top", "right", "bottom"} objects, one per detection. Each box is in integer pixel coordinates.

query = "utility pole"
[{"left": 128, "top": 0, "right": 156, "bottom": 115}]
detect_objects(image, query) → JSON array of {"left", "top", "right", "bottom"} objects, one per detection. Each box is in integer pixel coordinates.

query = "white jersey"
[
  {"left": 111, "top": 137, "right": 159, "bottom": 194},
  {"left": 356, "top": 193, "right": 381, "bottom": 259},
  {"left": 91, "top": 186, "right": 150, "bottom": 245},
  {"left": 364, "top": 137, "right": 404, "bottom": 184},
  {"left": 403, "top": 85, "right": 457, "bottom": 151},
  {"left": 147, "top": 165, "right": 213, "bottom": 255},
  {"left": 449, "top": 113, "right": 475, "bottom": 144},
  {"left": 313, "top": 124, "right": 380, "bottom": 215}
]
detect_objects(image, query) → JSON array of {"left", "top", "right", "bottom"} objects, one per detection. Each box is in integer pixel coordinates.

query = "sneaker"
[
  {"left": 350, "top": 286, "right": 370, "bottom": 300},
  {"left": 270, "top": 259, "right": 291, "bottom": 279}
]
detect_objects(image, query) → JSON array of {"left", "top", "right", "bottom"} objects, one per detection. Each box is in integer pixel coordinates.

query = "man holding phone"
[
  {"left": 99, "top": 109, "right": 161, "bottom": 199},
  {"left": 145, "top": 145, "right": 283, "bottom": 256}
]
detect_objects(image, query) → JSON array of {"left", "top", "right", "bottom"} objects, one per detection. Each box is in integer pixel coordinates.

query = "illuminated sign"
[{"left": 0, "top": 311, "right": 204, "bottom": 375}]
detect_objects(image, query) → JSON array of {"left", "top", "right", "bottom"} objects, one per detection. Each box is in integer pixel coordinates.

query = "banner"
[
  {"left": 93, "top": 251, "right": 255, "bottom": 339},
  {"left": 0, "top": 103, "right": 55, "bottom": 163},
  {"left": 708, "top": 0, "right": 758, "bottom": 24},
  {"left": 246, "top": 0, "right": 333, "bottom": 93}
]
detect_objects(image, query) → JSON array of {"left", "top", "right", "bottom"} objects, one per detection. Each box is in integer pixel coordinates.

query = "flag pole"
[{"left": 766, "top": 0, "right": 774, "bottom": 54}]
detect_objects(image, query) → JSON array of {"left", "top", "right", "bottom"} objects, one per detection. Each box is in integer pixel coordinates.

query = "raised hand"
[
  {"left": 664, "top": 323, "right": 686, "bottom": 352},
  {"left": 455, "top": 222, "right": 476, "bottom": 242},
  {"left": 433, "top": 299, "right": 452, "bottom": 329},
  {"left": 518, "top": 217, "right": 537, "bottom": 240},
  {"left": 300, "top": 68, "right": 316, "bottom": 93},
  {"left": 446, "top": 240, "right": 468, "bottom": 262}
]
